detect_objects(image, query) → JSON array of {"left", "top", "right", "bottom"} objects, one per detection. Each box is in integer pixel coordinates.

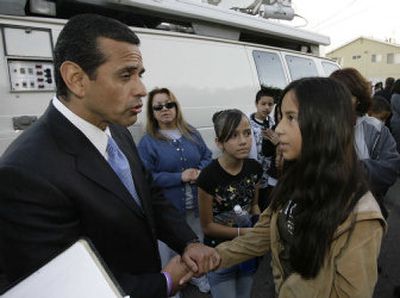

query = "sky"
[
  {"left": 204, "top": 0, "right": 400, "bottom": 55},
  {"left": 290, "top": 0, "right": 400, "bottom": 54}
]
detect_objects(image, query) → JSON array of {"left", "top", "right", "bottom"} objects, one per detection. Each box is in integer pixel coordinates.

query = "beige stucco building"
[{"left": 326, "top": 37, "right": 400, "bottom": 83}]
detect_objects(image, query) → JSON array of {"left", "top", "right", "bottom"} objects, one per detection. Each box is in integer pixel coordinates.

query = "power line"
[{"left": 309, "top": 0, "right": 357, "bottom": 30}]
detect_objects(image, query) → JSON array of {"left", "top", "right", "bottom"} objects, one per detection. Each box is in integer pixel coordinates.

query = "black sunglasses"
[{"left": 152, "top": 102, "right": 177, "bottom": 111}]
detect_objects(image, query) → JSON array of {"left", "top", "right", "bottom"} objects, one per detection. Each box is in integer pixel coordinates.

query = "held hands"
[
  {"left": 179, "top": 242, "right": 221, "bottom": 285},
  {"left": 181, "top": 168, "right": 200, "bottom": 183},
  {"left": 162, "top": 255, "right": 191, "bottom": 295}
]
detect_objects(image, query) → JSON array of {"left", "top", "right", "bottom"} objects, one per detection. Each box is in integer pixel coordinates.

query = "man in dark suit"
[
  {"left": 0, "top": 14, "right": 219, "bottom": 297},
  {"left": 375, "top": 77, "right": 395, "bottom": 101}
]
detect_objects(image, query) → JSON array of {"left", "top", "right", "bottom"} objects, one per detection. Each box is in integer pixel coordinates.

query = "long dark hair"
[{"left": 270, "top": 77, "right": 368, "bottom": 278}]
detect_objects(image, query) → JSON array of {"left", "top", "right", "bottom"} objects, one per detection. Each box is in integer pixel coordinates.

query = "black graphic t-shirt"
[
  {"left": 197, "top": 158, "right": 262, "bottom": 227},
  {"left": 277, "top": 200, "right": 297, "bottom": 278}
]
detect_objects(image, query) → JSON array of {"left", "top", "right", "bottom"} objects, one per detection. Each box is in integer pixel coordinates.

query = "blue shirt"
[{"left": 138, "top": 129, "right": 212, "bottom": 214}]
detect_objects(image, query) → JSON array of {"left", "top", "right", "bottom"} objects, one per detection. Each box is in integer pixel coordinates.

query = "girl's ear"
[{"left": 215, "top": 137, "right": 224, "bottom": 151}]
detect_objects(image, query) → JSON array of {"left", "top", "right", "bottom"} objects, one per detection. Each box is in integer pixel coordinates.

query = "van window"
[
  {"left": 321, "top": 61, "right": 340, "bottom": 76},
  {"left": 285, "top": 55, "right": 318, "bottom": 80},
  {"left": 252, "top": 50, "right": 287, "bottom": 89}
]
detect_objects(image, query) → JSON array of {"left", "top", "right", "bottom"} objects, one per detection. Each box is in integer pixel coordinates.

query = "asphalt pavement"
[{"left": 184, "top": 179, "right": 400, "bottom": 298}]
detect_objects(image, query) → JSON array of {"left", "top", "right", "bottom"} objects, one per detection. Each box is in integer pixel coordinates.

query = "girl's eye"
[{"left": 244, "top": 130, "right": 252, "bottom": 137}]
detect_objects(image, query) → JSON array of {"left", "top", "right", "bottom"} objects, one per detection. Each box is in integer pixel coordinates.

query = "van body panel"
[
  {"left": 136, "top": 32, "right": 259, "bottom": 151},
  {"left": 0, "top": 14, "right": 339, "bottom": 156}
]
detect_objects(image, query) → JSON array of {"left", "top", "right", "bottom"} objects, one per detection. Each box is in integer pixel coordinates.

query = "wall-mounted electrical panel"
[
  {"left": 1, "top": 25, "right": 55, "bottom": 92},
  {"left": 0, "top": 22, "right": 57, "bottom": 153},
  {"left": 7, "top": 60, "right": 55, "bottom": 92}
]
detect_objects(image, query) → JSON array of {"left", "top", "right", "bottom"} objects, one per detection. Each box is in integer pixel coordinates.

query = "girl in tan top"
[{"left": 216, "top": 77, "right": 386, "bottom": 297}]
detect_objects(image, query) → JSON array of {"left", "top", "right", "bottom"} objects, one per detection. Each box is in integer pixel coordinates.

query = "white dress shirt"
[{"left": 52, "top": 96, "right": 111, "bottom": 159}]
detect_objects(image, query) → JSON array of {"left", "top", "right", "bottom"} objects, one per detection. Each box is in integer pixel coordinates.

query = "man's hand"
[
  {"left": 162, "top": 255, "right": 191, "bottom": 295},
  {"left": 180, "top": 242, "right": 220, "bottom": 284}
]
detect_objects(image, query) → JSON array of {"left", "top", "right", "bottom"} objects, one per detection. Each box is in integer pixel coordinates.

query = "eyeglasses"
[{"left": 152, "top": 102, "right": 177, "bottom": 111}]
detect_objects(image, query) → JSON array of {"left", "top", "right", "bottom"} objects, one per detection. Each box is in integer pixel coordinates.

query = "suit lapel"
[
  {"left": 110, "top": 129, "right": 160, "bottom": 245},
  {"left": 75, "top": 146, "right": 145, "bottom": 217},
  {"left": 46, "top": 104, "right": 145, "bottom": 218}
]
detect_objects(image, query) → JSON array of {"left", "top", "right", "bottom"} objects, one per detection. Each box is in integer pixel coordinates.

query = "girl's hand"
[
  {"left": 263, "top": 129, "right": 279, "bottom": 145},
  {"left": 181, "top": 168, "right": 199, "bottom": 183}
]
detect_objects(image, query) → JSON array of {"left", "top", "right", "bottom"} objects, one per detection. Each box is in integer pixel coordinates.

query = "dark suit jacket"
[{"left": 0, "top": 103, "right": 197, "bottom": 297}]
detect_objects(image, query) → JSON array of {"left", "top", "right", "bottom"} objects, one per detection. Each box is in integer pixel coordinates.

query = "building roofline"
[{"left": 326, "top": 36, "right": 400, "bottom": 55}]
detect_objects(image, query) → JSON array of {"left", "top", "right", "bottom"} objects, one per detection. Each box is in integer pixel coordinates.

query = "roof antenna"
[{"left": 231, "top": 0, "right": 295, "bottom": 21}]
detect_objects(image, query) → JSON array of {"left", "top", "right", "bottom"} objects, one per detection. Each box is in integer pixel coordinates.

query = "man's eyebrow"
[{"left": 118, "top": 66, "right": 145, "bottom": 75}]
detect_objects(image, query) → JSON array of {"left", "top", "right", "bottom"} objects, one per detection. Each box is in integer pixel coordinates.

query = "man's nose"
[{"left": 133, "top": 77, "right": 147, "bottom": 98}]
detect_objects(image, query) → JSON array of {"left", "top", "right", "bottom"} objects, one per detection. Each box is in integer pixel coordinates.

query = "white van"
[{"left": 0, "top": 1, "right": 340, "bottom": 155}]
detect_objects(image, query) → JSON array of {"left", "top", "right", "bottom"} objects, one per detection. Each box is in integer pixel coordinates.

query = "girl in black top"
[{"left": 197, "top": 109, "right": 262, "bottom": 298}]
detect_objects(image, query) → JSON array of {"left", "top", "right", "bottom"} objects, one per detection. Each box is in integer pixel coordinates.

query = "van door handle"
[{"left": 13, "top": 115, "right": 38, "bottom": 130}]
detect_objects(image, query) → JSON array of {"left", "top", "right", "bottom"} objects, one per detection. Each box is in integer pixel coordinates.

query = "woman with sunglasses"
[{"left": 138, "top": 87, "right": 212, "bottom": 295}]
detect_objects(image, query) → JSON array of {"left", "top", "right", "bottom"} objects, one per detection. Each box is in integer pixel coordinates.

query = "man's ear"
[{"left": 59, "top": 61, "right": 89, "bottom": 98}]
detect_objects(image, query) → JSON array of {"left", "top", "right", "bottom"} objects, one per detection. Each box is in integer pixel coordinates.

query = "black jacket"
[{"left": 0, "top": 103, "right": 196, "bottom": 297}]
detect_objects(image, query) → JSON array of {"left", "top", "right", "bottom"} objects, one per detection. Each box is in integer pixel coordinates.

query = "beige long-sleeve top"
[{"left": 216, "top": 192, "right": 386, "bottom": 298}]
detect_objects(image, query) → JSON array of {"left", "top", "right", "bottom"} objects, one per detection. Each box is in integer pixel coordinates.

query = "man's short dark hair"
[
  {"left": 385, "top": 77, "right": 395, "bottom": 89},
  {"left": 255, "top": 86, "right": 282, "bottom": 104},
  {"left": 54, "top": 14, "right": 140, "bottom": 98},
  {"left": 370, "top": 95, "right": 391, "bottom": 114},
  {"left": 374, "top": 82, "right": 383, "bottom": 90}
]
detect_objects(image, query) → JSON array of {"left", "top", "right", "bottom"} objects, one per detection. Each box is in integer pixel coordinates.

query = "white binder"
[{"left": 1, "top": 239, "right": 128, "bottom": 298}]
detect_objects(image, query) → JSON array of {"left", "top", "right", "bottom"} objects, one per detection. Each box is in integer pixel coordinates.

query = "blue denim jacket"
[{"left": 138, "top": 130, "right": 212, "bottom": 214}]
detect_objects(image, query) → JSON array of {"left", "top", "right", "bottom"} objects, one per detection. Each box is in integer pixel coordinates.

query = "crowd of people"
[{"left": 0, "top": 13, "right": 399, "bottom": 298}]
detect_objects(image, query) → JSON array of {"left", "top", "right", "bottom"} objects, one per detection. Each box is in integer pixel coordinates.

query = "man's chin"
[
  {"left": 127, "top": 115, "right": 138, "bottom": 126},
  {"left": 114, "top": 115, "right": 138, "bottom": 127}
]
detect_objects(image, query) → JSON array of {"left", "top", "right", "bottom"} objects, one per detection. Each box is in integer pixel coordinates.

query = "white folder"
[{"left": 1, "top": 239, "right": 128, "bottom": 298}]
